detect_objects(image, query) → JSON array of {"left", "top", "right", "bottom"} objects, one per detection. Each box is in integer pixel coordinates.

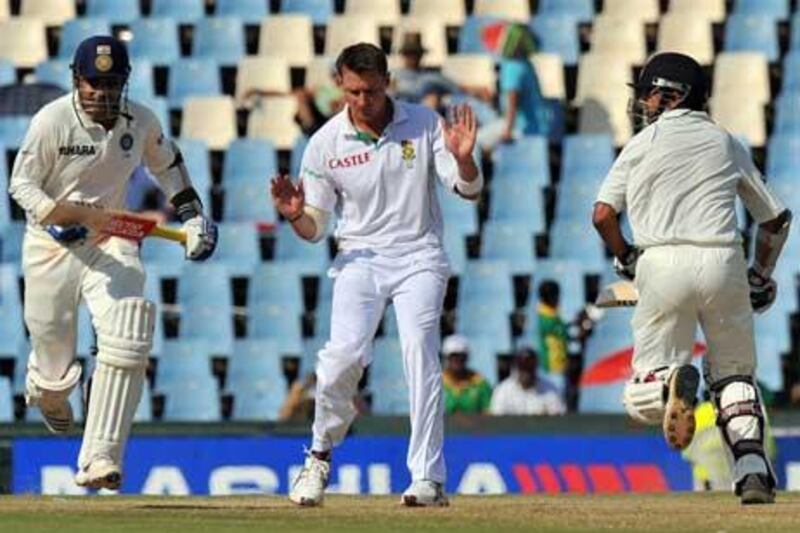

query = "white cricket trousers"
[
  {"left": 312, "top": 246, "right": 450, "bottom": 483},
  {"left": 631, "top": 244, "right": 756, "bottom": 383},
  {"left": 22, "top": 230, "right": 145, "bottom": 383}
]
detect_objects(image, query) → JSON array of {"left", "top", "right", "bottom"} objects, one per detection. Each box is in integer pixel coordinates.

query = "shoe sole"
[
  {"left": 289, "top": 495, "right": 323, "bottom": 507},
  {"left": 663, "top": 365, "right": 699, "bottom": 450},
  {"left": 76, "top": 468, "right": 122, "bottom": 491},
  {"left": 741, "top": 489, "right": 775, "bottom": 505},
  {"left": 401, "top": 495, "right": 449, "bottom": 507}
]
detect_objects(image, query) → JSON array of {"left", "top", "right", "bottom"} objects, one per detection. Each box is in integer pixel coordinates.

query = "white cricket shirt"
[
  {"left": 596, "top": 109, "right": 785, "bottom": 247},
  {"left": 489, "top": 374, "right": 566, "bottom": 415},
  {"left": 299, "top": 99, "right": 470, "bottom": 256},
  {"left": 9, "top": 93, "right": 182, "bottom": 232}
]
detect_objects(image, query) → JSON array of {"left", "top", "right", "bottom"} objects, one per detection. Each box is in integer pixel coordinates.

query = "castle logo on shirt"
[
  {"left": 327, "top": 151, "right": 372, "bottom": 170},
  {"left": 120, "top": 133, "right": 134, "bottom": 151},
  {"left": 58, "top": 145, "right": 96, "bottom": 156}
]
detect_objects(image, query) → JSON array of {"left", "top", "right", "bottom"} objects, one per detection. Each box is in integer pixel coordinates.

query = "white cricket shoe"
[
  {"left": 663, "top": 365, "right": 699, "bottom": 450},
  {"left": 401, "top": 480, "right": 449, "bottom": 507},
  {"left": 75, "top": 458, "right": 122, "bottom": 490},
  {"left": 28, "top": 395, "right": 74, "bottom": 435},
  {"left": 289, "top": 454, "right": 330, "bottom": 507}
]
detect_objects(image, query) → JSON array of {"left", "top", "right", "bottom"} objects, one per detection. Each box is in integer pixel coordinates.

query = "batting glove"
[
  {"left": 748, "top": 267, "right": 777, "bottom": 314},
  {"left": 613, "top": 245, "right": 642, "bottom": 281},
  {"left": 46, "top": 224, "right": 88, "bottom": 246},
  {"left": 183, "top": 215, "right": 218, "bottom": 261}
]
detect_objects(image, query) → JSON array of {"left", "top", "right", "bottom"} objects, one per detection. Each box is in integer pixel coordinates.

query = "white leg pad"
[
  {"left": 25, "top": 360, "right": 82, "bottom": 408},
  {"left": 78, "top": 298, "right": 155, "bottom": 470}
]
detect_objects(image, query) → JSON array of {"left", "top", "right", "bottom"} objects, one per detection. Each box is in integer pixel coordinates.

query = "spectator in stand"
[
  {"left": 441, "top": 334, "right": 493, "bottom": 414},
  {"left": 477, "top": 23, "right": 548, "bottom": 150},
  {"left": 536, "top": 280, "right": 569, "bottom": 376},
  {"left": 490, "top": 347, "right": 565, "bottom": 415}
]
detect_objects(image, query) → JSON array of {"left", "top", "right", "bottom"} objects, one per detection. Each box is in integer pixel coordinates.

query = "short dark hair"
[
  {"left": 539, "top": 280, "right": 560, "bottom": 306},
  {"left": 336, "top": 43, "right": 388, "bottom": 77}
]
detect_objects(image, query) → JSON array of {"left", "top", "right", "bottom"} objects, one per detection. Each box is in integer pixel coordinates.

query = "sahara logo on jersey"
[
  {"left": 328, "top": 151, "right": 372, "bottom": 169},
  {"left": 58, "top": 145, "right": 96, "bottom": 156}
]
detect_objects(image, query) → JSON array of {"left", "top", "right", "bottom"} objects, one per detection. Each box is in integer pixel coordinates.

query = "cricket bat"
[
  {"left": 66, "top": 203, "right": 187, "bottom": 244},
  {"left": 595, "top": 280, "right": 639, "bottom": 308}
]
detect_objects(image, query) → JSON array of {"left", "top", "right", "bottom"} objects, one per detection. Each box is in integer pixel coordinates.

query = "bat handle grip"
[{"left": 150, "top": 225, "right": 187, "bottom": 244}]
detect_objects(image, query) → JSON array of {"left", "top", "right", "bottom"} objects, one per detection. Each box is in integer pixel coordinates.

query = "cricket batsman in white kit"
[
  {"left": 8, "top": 35, "right": 217, "bottom": 490},
  {"left": 592, "top": 52, "right": 791, "bottom": 504},
  {"left": 271, "top": 43, "right": 482, "bottom": 507}
]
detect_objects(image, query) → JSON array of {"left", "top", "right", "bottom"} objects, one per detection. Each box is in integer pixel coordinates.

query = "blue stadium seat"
[
  {"left": 167, "top": 59, "right": 221, "bottom": 109},
  {"left": 791, "top": 13, "right": 800, "bottom": 50},
  {"left": 724, "top": 14, "right": 779, "bottom": 61},
  {"left": 58, "top": 18, "right": 111, "bottom": 59},
  {"left": 0, "top": 117, "right": 31, "bottom": 148},
  {"left": 33, "top": 60, "right": 71, "bottom": 90},
  {"left": 381, "top": 304, "right": 398, "bottom": 337},
  {"left": 481, "top": 221, "right": 537, "bottom": 275},
  {"left": 781, "top": 52, "right": 800, "bottom": 91},
  {"left": 370, "top": 337, "right": 409, "bottom": 415},
  {"left": 0, "top": 264, "right": 25, "bottom": 357},
  {"left": 734, "top": 0, "right": 789, "bottom": 21},
  {"left": 140, "top": 232, "right": 185, "bottom": 277},
  {"left": 437, "top": 186, "right": 479, "bottom": 237},
  {"left": 143, "top": 266, "right": 165, "bottom": 357},
  {"left": 0, "top": 59, "right": 15, "bottom": 85},
  {"left": 441, "top": 230, "right": 467, "bottom": 276},
  {"left": 0, "top": 376, "right": 13, "bottom": 422},
  {"left": 0, "top": 221, "right": 23, "bottom": 264},
  {"left": 132, "top": 95, "right": 170, "bottom": 133},
  {"left": 76, "top": 305, "right": 96, "bottom": 357},
  {"left": 549, "top": 219, "right": 608, "bottom": 270},
  {"left": 0, "top": 183, "right": 10, "bottom": 227},
  {"left": 560, "top": 134, "right": 615, "bottom": 184},
  {"left": 227, "top": 339, "right": 286, "bottom": 421},
  {"left": 178, "top": 264, "right": 234, "bottom": 355},
  {"left": 12, "top": 339, "right": 29, "bottom": 394},
  {"left": 156, "top": 339, "right": 215, "bottom": 387},
  {"left": 459, "top": 260, "right": 515, "bottom": 312},
  {"left": 578, "top": 382, "right": 625, "bottom": 414},
  {"left": 208, "top": 222, "right": 261, "bottom": 276},
  {"left": 488, "top": 180, "right": 546, "bottom": 234},
  {"left": 537, "top": 0, "right": 594, "bottom": 23},
  {"left": 162, "top": 379, "right": 221, "bottom": 421},
  {"left": 134, "top": 382, "right": 152, "bottom": 422},
  {"left": 223, "top": 180, "right": 278, "bottom": 223},
  {"left": 491, "top": 136, "right": 550, "bottom": 186},
  {"left": 289, "top": 135, "right": 308, "bottom": 177},
  {"left": 772, "top": 94, "right": 800, "bottom": 135},
  {"left": 86, "top": 0, "right": 141, "bottom": 25},
  {"left": 222, "top": 138, "right": 278, "bottom": 183},
  {"left": 151, "top": 0, "right": 206, "bottom": 25},
  {"left": 176, "top": 138, "right": 212, "bottom": 206},
  {"left": 181, "top": 304, "right": 235, "bottom": 356},
  {"left": 281, "top": 0, "right": 334, "bottom": 26},
  {"left": 248, "top": 302, "right": 304, "bottom": 355},
  {"left": 766, "top": 133, "right": 800, "bottom": 177},
  {"left": 215, "top": 0, "right": 268, "bottom": 24},
  {"left": 533, "top": 258, "right": 586, "bottom": 321},
  {"left": 273, "top": 222, "right": 330, "bottom": 276},
  {"left": 192, "top": 17, "right": 245, "bottom": 65},
  {"left": 27, "top": 387, "right": 84, "bottom": 423},
  {"left": 458, "top": 15, "right": 501, "bottom": 54},
  {"left": 530, "top": 15, "right": 580, "bottom": 66},
  {"left": 555, "top": 181, "right": 596, "bottom": 221},
  {"left": 128, "top": 18, "right": 181, "bottom": 65},
  {"left": 301, "top": 337, "right": 323, "bottom": 375},
  {"left": 457, "top": 301, "right": 514, "bottom": 352},
  {"left": 127, "top": 59, "right": 155, "bottom": 100},
  {"left": 248, "top": 262, "right": 305, "bottom": 313},
  {"left": 312, "top": 298, "right": 332, "bottom": 341}
]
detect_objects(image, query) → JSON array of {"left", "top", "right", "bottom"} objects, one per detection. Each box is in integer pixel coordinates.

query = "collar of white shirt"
[{"left": 342, "top": 97, "right": 410, "bottom": 144}]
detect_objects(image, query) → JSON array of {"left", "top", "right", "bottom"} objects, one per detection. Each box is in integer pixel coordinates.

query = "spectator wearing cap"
[
  {"left": 489, "top": 347, "right": 565, "bottom": 415},
  {"left": 441, "top": 335, "right": 493, "bottom": 414},
  {"left": 392, "top": 32, "right": 492, "bottom": 111}
]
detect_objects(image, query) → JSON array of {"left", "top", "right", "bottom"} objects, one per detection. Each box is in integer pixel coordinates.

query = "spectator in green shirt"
[
  {"left": 441, "top": 335, "right": 493, "bottom": 414},
  {"left": 537, "top": 280, "right": 569, "bottom": 375}
]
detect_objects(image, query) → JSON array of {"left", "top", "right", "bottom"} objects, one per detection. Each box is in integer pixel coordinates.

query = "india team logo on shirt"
[{"left": 400, "top": 140, "right": 415, "bottom": 169}]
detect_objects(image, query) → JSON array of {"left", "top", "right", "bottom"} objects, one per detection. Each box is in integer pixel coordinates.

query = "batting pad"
[{"left": 79, "top": 298, "right": 154, "bottom": 470}]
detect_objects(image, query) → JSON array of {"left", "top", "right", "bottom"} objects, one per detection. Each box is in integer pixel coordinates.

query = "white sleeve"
[
  {"left": 595, "top": 144, "right": 632, "bottom": 214},
  {"left": 488, "top": 383, "right": 506, "bottom": 415},
  {"left": 8, "top": 112, "right": 58, "bottom": 224},
  {"left": 733, "top": 137, "right": 785, "bottom": 224},
  {"left": 430, "top": 115, "right": 460, "bottom": 192},
  {"left": 141, "top": 108, "right": 188, "bottom": 199},
  {"left": 299, "top": 137, "right": 337, "bottom": 213}
]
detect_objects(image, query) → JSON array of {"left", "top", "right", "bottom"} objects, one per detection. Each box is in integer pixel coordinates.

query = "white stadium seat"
[
  {"left": 0, "top": 18, "right": 48, "bottom": 68},
  {"left": 590, "top": 15, "right": 647, "bottom": 66},
  {"left": 657, "top": 12, "right": 715, "bottom": 66},
  {"left": 247, "top": 95, "right": 302, "bottom": 149},
  {"left": 668, "top": 0, "right": 726, "bottom": 24},
  {"left": 441, "top": 54, "right": 496, "bottom": 92},
  {"left": 324, "top": 16, "right": 379, "bottom": 57},
  {"left": 258, "top": 15, "right": 314, "bottom": 68},
  {"left": 408, "top": 0, "right": 465, "bottom": 27},
  {"left": 182, "top": 96, "right": 237, "bottom": 150},
  {"left": 711, "top": 94, "right": 767, "bottom": 148},
  {"left": 344, "top": 0, "right": 401, "bottom": 27},
  {"left": 235, "top": 56, "right": 291, "bottom": 102},
  {"left": 473, "top": 0, "right": 530, "bottom": 22},
  {"left": 713, "top": 52, "right": 770, "bottom": 106},
  {"left": 579, "top": 89, "right": 633, "bottom": 147},
  {"left": 574, "top": 53, "right": 632, "bottom": 105},
  {"left": 20, "top": 0, "right": 76, "bottom": 26},
  {"left": 602, "top": 0, "right": 659, "bottom": 24},
  {"left": 530, "top": 53, "right": 566, "bottom": 100}
]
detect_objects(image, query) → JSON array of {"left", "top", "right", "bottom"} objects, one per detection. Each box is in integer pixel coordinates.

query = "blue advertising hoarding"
[{"left": 12, "top": 435, "right": 695, "bottom": 495}]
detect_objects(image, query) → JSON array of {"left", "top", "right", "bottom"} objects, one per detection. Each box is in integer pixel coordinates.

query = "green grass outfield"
[{"left": 1, "top": 493, "right": 800, "bottom": 532}]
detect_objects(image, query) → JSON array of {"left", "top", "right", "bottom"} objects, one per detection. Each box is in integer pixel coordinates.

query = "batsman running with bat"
[
  {"left": 592, "top": 52, "right": 790, "bottom": 504},
  {"left": 8, "top": 35, "right": 217, "bottom": 489},
  {"left": 272, "top": 43, "right": 481, "bottom": 507}
]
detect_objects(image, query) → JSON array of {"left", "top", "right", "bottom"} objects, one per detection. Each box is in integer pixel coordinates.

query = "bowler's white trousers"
[
  {"left": 22, "top": 230, "right": 145, "bottom": 384},
  {"left": 311, "top": 246, "right": 450, "bottom": 483},
  {"left": 631, "top": 244, "right": 756, "bottom": 383}
]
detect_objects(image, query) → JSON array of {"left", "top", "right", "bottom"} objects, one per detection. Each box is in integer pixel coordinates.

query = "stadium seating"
[
  {"left": 127, "top": 18, "right": 181, "bottom": 65},
  {"left": 228, "top": 340, "right": 287, "bottom": 421},
  {"left": 246, "top": 96, "right": 302, "bottom": 149},
  {"left": 487, "top": 181, "right": 546, "bottom": 234},
  {"left": 0, "top": 376, "right": 13, "bottom": 422},
  {"left": 0, "top": 221, "right": 23, "bottom": 264},
  {"left": 733, "top": 0, "right": 789, "bottom": 21},
  {"left": 602, "top": 0, "right": 659, "bottom": 24},
  {"left": 0, "top": 18, "right": 47, "bottom": 68},
  {"left": 589, "top": 15, "right": 647, "bottom": 66},
  {"left": 656, "top": 12, "right": 715, "bottom": 65},
  {"left": 192, "top": 17, "right": 245, "bottom": 66},
  {"left": 538, "top": 0, "right": 594, "bottom": 23},
  {"left": 457, "top": 301, "right": 514, "bottom": 352},
  {"left": 85, "top": 0, "right": 141, "bottom": 25},
  {"left": 235, "top": 56, "right": 291, "bottom": 101},
  {"left": 441, "top": 54, "right": 496, "bottom": 92},
  {"left": 168, "top": 59, "right": 221, "bottom": 109},
  {"left": 668, "top": 0, "right": 726, "bottom": 24},
  {"left": 531, "top": 53, "right": 566, "bottom": 100},
  {"left": 178, "top": 264, "right": 234, "bottom": 355},
  {"left": 324, "top": 16, "right": 380, "bottom": 57},
  {"left": 257, "top": 15, "right": 314, "bottom": 67},
  {"left": 345, "top": 0, "right": 401, "bottom": 26},
  {"left": 529, "top": 15, "right": 580, "bottom": 66},
  {"left": 724, "top": 14, "right": 780, "bottom": 62},
  {"left": 222, "top": 138, "right": 278, "bottom": 183},
  {"left": 181, "top": 96, "right": 237, "bottom": 150},
  {"left": 162, "top": 379, "right": 221, "bottom": 421},
  {"left": 20, "top": 0, "right": 75, "bottom": 27},
  {"left": 0, "top": 264, "right": 25, "bottom": 357},
  {"left": 176, "top": 138, "right": 213, "bottom": 204},
  {"left": 370, "top": 337, "right": 409, "bottom": 415},
  {"left": 0, "top": 59, "right": 14, "bottom": 85},
  {"left": 223, "top": 179, "right": 278, "bottom": 223},
  {"left": 392, "top": 17, "right": 448, "bottom": 68},
  {"left": 215, "top": 0, "right": 268, "bottom": 25},
  {"left": 248, "top": 302, "right": 304, "bottom": 356},
  {"left": 459, "top": 260, "right": 515, "bottom": 313},
  {"left": 248, "top": 262, "right": 305, "bottom": 314},
  {"left": 473, "top": 0, "right": 530, "bottom": 22},
  {"left": 208, "top": 222, "right": 260, "bottom": 277},
  {"left": 273, "top": 222, "right": 330, "bottom": 277},
  {"left": 151, "top": 0, "right": 206, "bottom": 25},
  {"left": 281, "top": 0, "right": 334, "bottom": 26},
  {"left": 408, "top": 0, "right": 465, "bottom": 27},
  {"left": 58, "top": 18, "right": 111, "bottom": 59}
]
